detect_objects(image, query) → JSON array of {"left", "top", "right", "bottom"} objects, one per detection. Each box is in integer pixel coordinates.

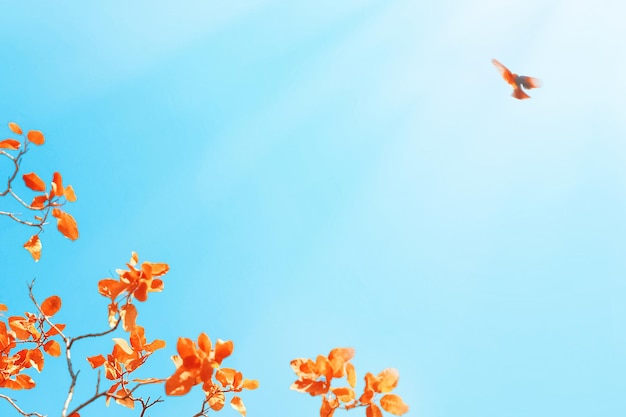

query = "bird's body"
[{"left": 492, "top": 59, "right": 541, "bottom": 99}]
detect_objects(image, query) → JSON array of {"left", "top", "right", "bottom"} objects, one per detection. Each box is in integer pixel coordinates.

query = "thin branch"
[
  {"left": 0, "top": 210, "right": 44, "bottom": 228},
  {"left": 138, "top": 396, "right": 163, "bottom": 417},
  {"left": 69, "top": 320, "right": 120, "bottom": 346},
  {"left": 0, "top": 139, "right": 28, "bottom": 197},
  {"left": 0, "top": 394, "right": 45, "bottom": 417}
]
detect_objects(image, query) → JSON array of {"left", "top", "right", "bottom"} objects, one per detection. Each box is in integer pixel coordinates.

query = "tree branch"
[{"left": 0, "top": 394, "right": 45, "bottom": 417}]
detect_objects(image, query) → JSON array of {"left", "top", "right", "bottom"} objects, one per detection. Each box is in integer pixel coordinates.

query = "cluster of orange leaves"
[
  {"left": 291, "top": 347, "right": 409, "bottom": 417},
  {"left": 88, "top": 252, "right": 257, "bottom": 414},
  {"left": 0, "top": 122, "right": 78, "bottom": 261},
  {"left": 0, "top": 296, "right": 63, "bottom": 390},
  {"left": 164, "top": 333, "right": 259, "bottom": 416}
]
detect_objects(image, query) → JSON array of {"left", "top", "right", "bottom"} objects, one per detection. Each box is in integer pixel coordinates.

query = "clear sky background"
[{"left": 1, "top": 1, "right": 626, "bottom": 416}]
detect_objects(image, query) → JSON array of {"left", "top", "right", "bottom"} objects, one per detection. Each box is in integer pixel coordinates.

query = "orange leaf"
[
  {"left": 216, "top": 368, "right": 236, "bottom": 387},
  {"left": 51, "top": 172, "right": 63, "bottom": 197},
  {"left": 45, "top": 323, "right": 66, "bottom": 337},
  {"left": 379, "top": 394, "right": 409, "bottom": 416},
  {"left": 27, "top": 130, "right": 45, "bottom": 145},
  {"left": 9, "top": 317, "right": 33, "bottom": 340},
  {"left": 375, "top": 368, "right": 399, "bottom": 393},
  {"left": 209, "top": 391, "right": 225, "bottom": 411},
  {"left": 114, "top": 387, "right": 135, "bottom": 409},
  {"left": 346, "top": 362, "right": 356, "bottom": 388},
  {"left": 366, "top": 403, "right": 383, "bottom": 417},
  {"left": 214, "top": 339, "right": 233, "bottom": 364},
  {"left": 165, "top": 368, "right": 194, "bottom": 396},
  {"left": 30, "top": 195, "right": 48, "bottom": 209},
  {"left": 332, "top": 386, "right": 355, "bottom": 402},
  {"left": 359, "top": 388, "right": 374, "bottom": 404},
  {"left": 0, "top": 303, "right": 7, "bottom": 311},
  {"left": 23, "top": 235, "right": 42, "bottom": 262},
  {"left": 98, "top": 279, "right": 127, "bottom": 299},
  {"left": 16, "top": 373, "right": 36, "bottom": 389},
  {"left": 87, "top": 354, "right": 106, "bottom": 368},
  {"left": 28, "top": 348, "right": 45, "bottom": 372},
  {"left": 198, "top": 332, "right": 212, "bottom": 355},
  {"left": 68, "top": 413, "right": 80, "bottom": 417},
  {"left": 44, "top": 340, "right": 61, "bottom": 357},
  {"left": 8, "top": 122, "right": 22, "bottom": 135},
  {"left": 41, "top": 295, "right": 62, "bottom": 316},
  {"left": 176, "top": 337, "right": 197, "bottom": 359},
  {"left": 23, "top": 172, "right": 46, "bottom": 191},
  {"left": 0, "top": 139, "right": 20, "bottom": 150},
  {"left": 231, "top": 396, "right": 247, "bottom": 417},
  {"left": 145, "top": 262, "right": 169, "bottom": 276},
  {"left": 328, "top": 347, "right": 355, "bottom": 363},
  {"left": 120, "top": 303, "right": 137, "bottom": 332},
  {"left": 51, "top": 208, "right": 79, "bottom": 240},
  {"left": 64, "top": 185, "right": 77, "bottom": 202},
  {"left": 132, "top": 377, "right": 163, "bottom": 384},
  {"left": 242, "top": 379, "right": 259, "bottom": 390},
  {"left": 144, "top": 338, "right": 166, "bottom": 352}
]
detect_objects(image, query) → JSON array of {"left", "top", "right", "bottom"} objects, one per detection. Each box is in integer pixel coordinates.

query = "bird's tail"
[{"left": 512, "top": 88, "right": 530, "bottom": 100}]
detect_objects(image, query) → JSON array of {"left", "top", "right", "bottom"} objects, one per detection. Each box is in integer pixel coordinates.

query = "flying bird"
[{"left": 492, "top": 59, "right": 541, "bottom": 100}]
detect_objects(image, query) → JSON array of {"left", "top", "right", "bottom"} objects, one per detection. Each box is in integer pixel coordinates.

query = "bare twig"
[
  {"left": 138, "top": 396, "right": 164, "bottom": 417},
  {"left": 0, "top": 394, "right": 45, "bottom": 417},
  {"left": 0, "top": 141, "right": 27, "bottom": 197}
]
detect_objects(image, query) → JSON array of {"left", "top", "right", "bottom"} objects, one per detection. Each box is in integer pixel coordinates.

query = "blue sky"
[{"left": 2, "top": 0, "right": 626, "bottom": 416}]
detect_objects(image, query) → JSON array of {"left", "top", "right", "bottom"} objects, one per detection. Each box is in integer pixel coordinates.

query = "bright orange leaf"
[
  {"left": 0, "top": 139, "right": 20, "bottom": 150},
  {"left": 366, "top": 403, "right": 383, "bottom": 417},
  {"left": 379, "top": 394, "right": 409, "bottom": 416},
  {"left": 242, "top": 379, "right": 259, "bottom": 390},
  {"left": 65, "top": 185, "right": 77, "bottom": 202},
  {"left": 28, "top": 348, "right": 45, "bottom": 372},
  {"left": 87, "top": 354, "right": 106, "bottom": 368},
  {"left": 51, "top": 208, "right": 79, "bottom": 240},
  {"left": 9, "top": 317, "right": 36, "bottom": 340},
  {"left": 23, "top": 172, "right": 46, "bottom": 191},
  {"left": 346, "top": 362, "right": 356, "bottom": 388},
  {"left": 8, "top": 122, "right": 22, "bottom": 135},
  {"left": 209, "top": 391, "right": 225, "bottom": 411},
  {"left": 44, "top": 323, "right": 66, "bottom": 337},
  {"left": 164, "top": 368, "right": 195, "bottom": 396},
  {"left": 98, "top": 279, "right": 128, "bottom": 300},
  {"left": 51, "top": 172, "right": 63, "bottom": 197},
  {"left": 0, "top": 304, "right": 7, "bottom": 312},
  {"left": 375, "top": 368, "right": 399, "bottom": 393},
  {"left": 16, "top": 373, "right": 36, "bottom": 389},
  {"left": 44, "top": 340, "right": 61, "bottom": 357},
  {"left": 27, "top": 130, "right": 45, "bottom": 145},
  {"left": 41, "top": 295, "right": 62, "bottom": 316},
  {"left": 231, "top": 396, "right": 247, "bottom": 417},
  {"left": 120, "top": 303, "right": 137, "bottom": 331},
  {"left": 332, "top": 386, "right": 355, "bottom": 403},
  {"left": 30, "top": 195, "right": 48, "bottom": 209},
  {"left": 114, "top": 387, "right": 134, "bottom": 409},
  {"left": 214, "top": 339, "right": 233, "bottom": 364},
  {"left": 23, "top": 235, "right": 42, "bottom": 261}
]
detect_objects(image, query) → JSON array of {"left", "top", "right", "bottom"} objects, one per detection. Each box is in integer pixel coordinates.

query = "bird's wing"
[
  {"left": 492, "top": 59, "right": 515, "bottom": 84},
  {"left": 518, "top": 76, "right": 542, "bottom": 89}
]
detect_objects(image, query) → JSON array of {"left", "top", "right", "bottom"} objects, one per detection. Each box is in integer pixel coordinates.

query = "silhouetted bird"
[{"left": 492, "top": 59, "right": 541, "bottom": 100}]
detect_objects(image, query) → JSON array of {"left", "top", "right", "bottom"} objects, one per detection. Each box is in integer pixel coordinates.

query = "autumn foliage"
[
  {"left": 290, "top": 348, "right": 409, "bottom": 417},
  {"left": 1, "top": 120, "right": 409, "bottom": 416},
  {"left": 0, "top": 122, "right": 78, "bottom": 261}
]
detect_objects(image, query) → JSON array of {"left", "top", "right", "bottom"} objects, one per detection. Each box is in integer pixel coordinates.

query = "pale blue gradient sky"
[{"left": 2, "top": 1, "right": 626, "bottom": 416}]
